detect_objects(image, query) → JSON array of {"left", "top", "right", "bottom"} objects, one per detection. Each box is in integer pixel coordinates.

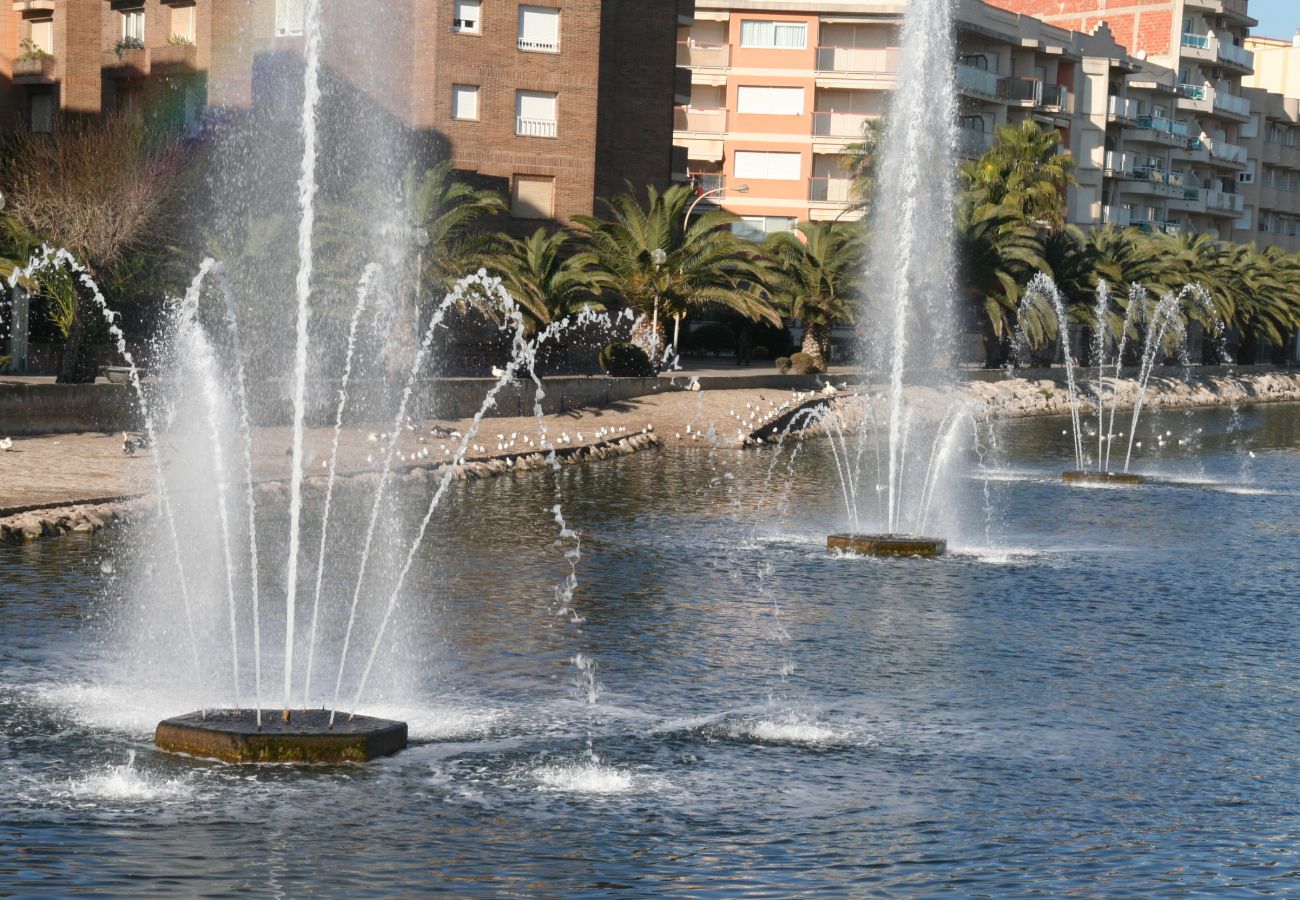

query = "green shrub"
[
  {"left": 752, "top": 345, "right": 770, "bottom": 360},
  {"left": 686, "top": 323, "right": 735, "bottom": 356},
  {"left": 598, "top": 342, "right": 655, "bottom": 377},
  {"left": 774, "top": 356, "right": 791, "bottom": 374},
  {"left": 790, "top": 352, "right": 823, "bottom": 374}
]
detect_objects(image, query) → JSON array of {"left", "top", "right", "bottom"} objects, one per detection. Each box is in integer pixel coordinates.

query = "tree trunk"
[
  {"left": 57, "top": 297, "right": 91, "bottom": 384},
  {"left": 801, "top": 322, "right": 829, "bottom": 372}
]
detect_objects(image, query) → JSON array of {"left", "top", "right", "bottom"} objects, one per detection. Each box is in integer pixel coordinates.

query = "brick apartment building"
[{"left": 0, "top": 0, "right": 687, "bottom": 223}]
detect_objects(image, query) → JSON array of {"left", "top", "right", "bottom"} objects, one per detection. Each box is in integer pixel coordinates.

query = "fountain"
[
  {"left": 1015, "top": 274, "right": 1216, "bottom": 487},
  {"left": 824, "top": 0, "right": 959, "bottom": 558}
]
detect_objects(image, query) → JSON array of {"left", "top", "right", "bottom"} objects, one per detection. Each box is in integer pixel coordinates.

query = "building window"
[
  {"left": 454, "top": 0, "right": 481, "bottom": 34},
  {"left": 28, "top": 91, "right": 53, "bottom": 134},
  {"left": 517, "top": 5, "right": 559, "bottom": 53},
  {"left": 121, "top": 7, "right": 145, "bottom": 43},
  {"left": 170, "top": 4, "right": 197, "bottom": 44},
  {"left": 511, "top": 175, "right": 555, "bottom": 219},
  {"left": 276, "top": 0, "right": 305, "bottom": 36},
  {"left": 1239, "top": 159, "right": 1255, "bottom": 184},
  {"left": 516, "top": 90, "right": 557, "bottom": 137},
  {"left": 451, "top": 84, "right": 479, "bottom": 120},
  {"left": 736, "top": 85, "right": 805, "bottom": 116},
  {"left": 733, "top": 150, "right": 801, "bottom": 181},
  {"left": 29, "top": 17, "right": 53, "bottom": 55},
  {"left": 739, "top": 20, "right": 806, "bottom": 49},
  {"left": 732, "top": 216, "right": 797, "bottom": 242}
]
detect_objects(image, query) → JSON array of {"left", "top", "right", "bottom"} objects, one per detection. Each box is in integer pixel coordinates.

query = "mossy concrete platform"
[
  {"left": 155, "top": 709, "right": 407, "bottom": 764},
  {"left": 1062, "top": 471, "right": 1142, "bottom": 486},
  {"left": 827, "top": 533, "right": 946, "bottom": 557}
]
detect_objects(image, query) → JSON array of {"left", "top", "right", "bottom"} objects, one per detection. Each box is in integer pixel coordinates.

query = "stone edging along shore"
[{"left": 0, "top": 432, "right": 660, "bottom": 546}]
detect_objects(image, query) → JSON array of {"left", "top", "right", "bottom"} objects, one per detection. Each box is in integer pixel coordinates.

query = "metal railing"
[
  {"left": 517, "top": 38, "right": 559, "bottom": 53},
  {"left": 814, "top": 45, "right": 901, "bottom": 74},
  {"left": 673, "top": 106, "right": 727, "bottom": 133},
  {"left": 1178, "top": 82, "right": 1207, "bottom": 100},
  {"left": 956, "top": 63, "right": 999, "bottom": 97},
  {"left": 812, "top": 111, "right": 871, "bottom": 138},
  {"left": 516, "top": 117, "right": 557, "bottom": 137},
  {"left": 1135, "top": 115, "right": 1190, "bottom": 138},
  {"left": 1181, "top": 32, "right": 1210, "bottom": 50},
  {"left": 676, "top": 40, "right": 730, "bottom": 68}
]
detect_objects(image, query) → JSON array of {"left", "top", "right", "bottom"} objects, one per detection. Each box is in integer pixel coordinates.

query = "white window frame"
[
  {"left": 121, "top": 7, "right": 146, "bottom": 42},
  {"left": 516, "top": 90, "right": 558, "bottom": 137},
  {"left": 736, "top": 85, "right": 805, "bottom": 116},
  {"left": 275, "top": 0, "right": 305, "bottom": 37},
  {"left": 733, "top": 150, "right": 802, "bottom": 181},
  {"left": 451, "top": 84, "right": 479, "bottom": 121},
  {"left": 739, "top": 20, "right": 807, "bottom": 50},
  {"left": 517, "top": 5, "right": 560, "bottom": 53},
  {"left": 454, "top": 0, "right": 481, "bottom": 34}
]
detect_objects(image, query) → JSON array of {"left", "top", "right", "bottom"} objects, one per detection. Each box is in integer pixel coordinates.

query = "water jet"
[{"left": 155, "top": 709, "right": 407, "bottom": 764}]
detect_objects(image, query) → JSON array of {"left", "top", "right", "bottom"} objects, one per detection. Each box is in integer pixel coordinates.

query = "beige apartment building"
[
  {"left": 0, "top": 0, "right": 685, "bottom": 223},
  {"left": 1235, "top": 34, "right": 1300, "bottom": 252}
]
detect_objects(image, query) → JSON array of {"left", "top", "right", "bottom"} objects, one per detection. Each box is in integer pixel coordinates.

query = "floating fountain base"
[
  {"left": 1062, "top": 471, "right": 1142, "bottom": 486},
  {"left": 155, "top": 709, "right": 407, "bottom": 764},
  {"left": 827, "top": 533, "right": 946, "bottom": 557}
]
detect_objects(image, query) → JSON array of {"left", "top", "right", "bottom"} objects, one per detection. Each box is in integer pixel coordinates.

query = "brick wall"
[{"left": 983, "top": 0, "right": 1173, "bottom": 58}]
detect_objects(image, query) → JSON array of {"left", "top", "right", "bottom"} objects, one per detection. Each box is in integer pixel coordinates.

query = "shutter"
[
  {"left": 518, "top": 6, "right": 559, "bottom": 50},
  {"left": 512, "top": 176, "right": 555, "bottom": 219},
  {"left": 452, "top": 85, "right": 478, "bottom": 119}
]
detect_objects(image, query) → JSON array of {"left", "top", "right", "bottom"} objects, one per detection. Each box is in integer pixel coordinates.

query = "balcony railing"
[
  {"left": 676, "top": 40, "right": 730, "bottom": 68},
  {"left": 1000, "top": 75, "right": 1042, "bottom": 104},
  {"left": 673, "top": 106, "right": 727, "bottom": 133},
  {"left": 1218, "top": 40, "right": 1254, "bottom": 69},
  {"left": 956, "top": 63, "right": 999, "bottom": 98},
  {"left": 1213, "top": 90, "right": 1251, "bottom": 117},
  {"left": 1102, "top": 205, "right": 1131, "bottom": 227},
  {"left": 1205, "top": 189, "right": 1244, "bottom": 213},
  {"left": 1104, "top": 150, "right": 1140, "bottom": 176},
  {"left": 958, "top": 127, "right": 993, "bottom": 157},
  {"left": 1040, "top": 83, "right": 1071, "bottom": 112},
  {"left": 809, "top": 176, "right": 853, "bottom": 203},
  {"left": 1207, "top": 139, "right": 1248, "bottom": 165},
  {"left": 1108, "top": 96, "right": 1140, "bottom": 121},
  {"left": 1135, "top": 115, "right": 1190, "bottom": 138},
  {"left": 1133, "top": 166, "right": 1185, "bottom": 188},
  {"left": 689, "top": 172, "right": 725, "bottom": 193},
  {"left": 1178, "top": 82, "right": 1207, "bottom": 100},
  {"left": 814, "top": 46, "right": 901, "bottom": 74},
  {"left": 812, "top": 111, "right": 870, "bottom": 138},
  {"left": 517, "top": 38, "right": 559, "bottom": 53},
  {"left": 1132, "top": 219, "right": 1181, "bottom": 235},
  {"left": 516, "top": 117, "right": 557, "bottom": 137},
  {"left": 1181, "top": 32, "right": 1210, "bottom": 50}
]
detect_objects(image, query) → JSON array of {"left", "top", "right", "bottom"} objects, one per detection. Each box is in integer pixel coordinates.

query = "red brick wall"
[{"left": 983, "top": 0, "right": 1172, "bottom": 57}]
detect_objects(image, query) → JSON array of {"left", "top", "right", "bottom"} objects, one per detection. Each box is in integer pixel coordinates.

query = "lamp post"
[
  {"left": 649, "top": 247, "right": 667, "bottom": 362},
  {"left": 677, "top": 183, "right": 748, "bottom": 348}
]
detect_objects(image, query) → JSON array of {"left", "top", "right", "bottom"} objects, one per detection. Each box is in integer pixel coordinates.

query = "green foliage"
[
  {"left": 598, "top": 341, "right": 654, "bottom": 377},
  {"left": 17, "top": 38, "right": 51, "bottom": 62},
  {"left": 483, "top": 227, "right": 604, "bottom": 335},
  {"left": 960, "top": 120, "right": 1076, "bottom": 227},
  {"left": 764, "top": 221, "right": 862, "bottom": 368},
  {"left": 685, "top": 323, "right": 734, "bottom": 356},
  {"left": 115, "top": 36, "right": 145, "bottom": 56},
  {"left": 789, "top": 351, "right": 820, "bottom": 374},
  {"left": 775, "top": 355, "right": 792, "bottom": 374}
]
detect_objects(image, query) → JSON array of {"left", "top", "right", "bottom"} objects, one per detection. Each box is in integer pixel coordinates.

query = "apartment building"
[
  {"left": 1233, "top": 34, "right": 1300, "bottom": 252},
  {"left": 672, "top": 0, "right": 1151, "bottom": 235},
  {"left": 0, "top": 0, "right": 684, "bottom": 223},
  {"left": 988, "top": 0, "right": 1258, "bottom": 238}
]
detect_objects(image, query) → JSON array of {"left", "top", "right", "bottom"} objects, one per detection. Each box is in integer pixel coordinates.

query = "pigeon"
[
  {"left": 491, "top": 366, "right": 507, "bottom": 378},
  {"left": 0, "top": 437, "right": 11, "bottom": 452}
]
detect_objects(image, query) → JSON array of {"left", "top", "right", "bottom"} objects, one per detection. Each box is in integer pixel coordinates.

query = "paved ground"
[{"left": 0, "top": 386, "right": 834, "bottom": 513}]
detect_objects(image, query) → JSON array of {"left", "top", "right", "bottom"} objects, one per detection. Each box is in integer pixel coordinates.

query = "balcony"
[
  {"left": 1107, "top": 96, "right": 1140, "bottom": 122},
  {"left": 12, "top": 55, "right": 55, "bottom": 82},
  {"left": 1181, "top": 32, "right": 1210, "bottom": 51},
  {"left": 1204, "top": 188, "right": 1244, "bottom": 214},
  {"left": 809, "top": 176, "right": 854, "bottom": 203},
  {"left": 1101, "top": 205, "right": 1131, "bottom": 227},
  {"left": 1132, "top": 218, "right": 1181, "bottom": 235},
  {"left": 1206, "top": 138, "right": 1248, "bottom": 167},
  {"left": 1132, "top": 115, "right": 1191, "bottom": 146},
  {"left": 516, "top": 117, "right": 557, "bottom": 138},
  {"left": 673, "top": 106, "right": 727, "bottom": 133},
  {"left": 814, "top": 46, "right": 900, "bottom": 75},
  {"left": 149, "top": 43, "right": 197, "bottom": 73},
  {"left": 690, "top": 172, "right": 726, "bottom": 193},
  {"left": 1168, "top": 185, "right": 1207, "bottom": 213},
  {"left": 517, "top": 38, "right": 559, "bottom": 53},
  {"left": 812, "top": 111, "right": 870, "bottom": 139},
  {"left": 1178, "top": 82, "right": 1207, "bottom": 101},
  {"left": 101, "top": 48, "right": 148, "bottom": 78},
  {"left": 676, "top": 40, "right": 730, "bottom": 69},
  {"left": 1000, "top": 75, "right": 1041, "bottom": 104},
  {"left": 1213, "top": 89, "right": 1251, "bottom": 120},
  {"left": 958, "top": 127, "right": 993, "bottom": 158},
  {"left": 1039, "top": 83, "right": 1071, "bottom": 113},
  {"left": 1104, "top": 150, "right": 1141, "bottom": 177},
  {"left": 956, "top": 63, "right": 1000, "bottom": 99},
  {"left": 1217, "top": 40, "right": 1254, "bottom": 71}
]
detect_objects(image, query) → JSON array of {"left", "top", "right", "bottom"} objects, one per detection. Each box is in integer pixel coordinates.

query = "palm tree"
[
  {"left": 572, "top": 184, "right": 779, "bottom": 359},
  {"left": 839, "top": 116, "right": 886, "bottom": 213},
  {"left": 764, "top": 221, "right": 863, "bottom": 371},
  {"left": 961, "top": 120, "right": 1076, "bottom": 228},
  {"left": 485, "top": 227, "right": 605, "bottom": 335},
  {"left": 955, "top": 200, "right": 1049, "bottom": 366}
]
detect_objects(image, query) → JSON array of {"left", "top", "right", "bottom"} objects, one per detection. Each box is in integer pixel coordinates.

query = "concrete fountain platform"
[
  {"left": 1062, "top": 471, "right": 1142, "bottom": 486},
  {"left": 155, "top": 709, "right": 407, "bottom": 764},
  {"left": 827, "top": 534, "right": 946, "bottom": 557}
]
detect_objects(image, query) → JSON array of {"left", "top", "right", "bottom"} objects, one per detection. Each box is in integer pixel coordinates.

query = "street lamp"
[
  {"left": 676, "top": 184, "right": 748, "bottom": 348},
  {"left": 649, "top": 247, "right": 667, "bottom": 362}
]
